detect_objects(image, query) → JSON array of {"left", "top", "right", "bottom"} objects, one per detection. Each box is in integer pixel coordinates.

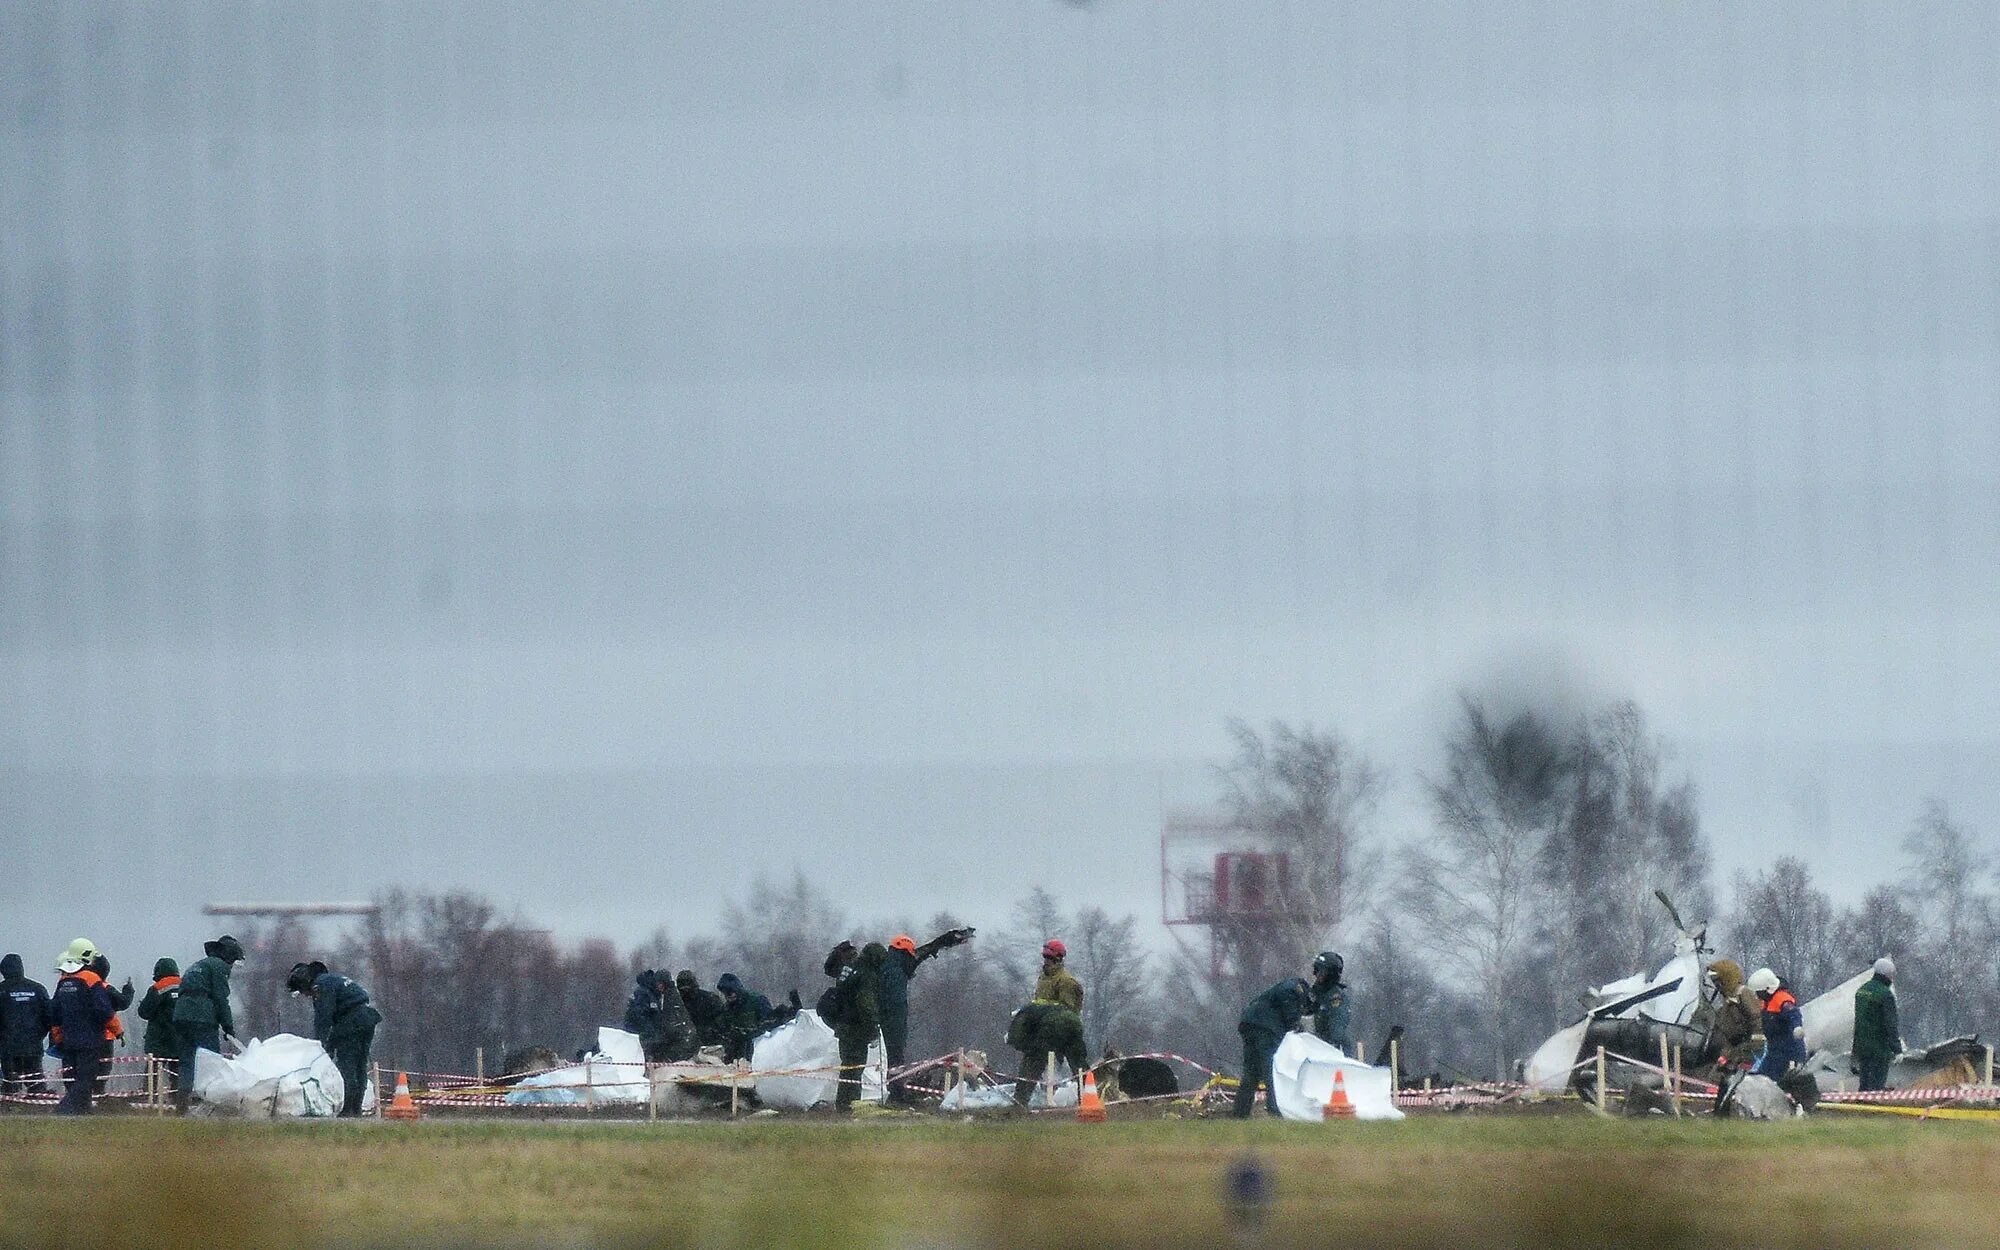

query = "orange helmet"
[{"left": 889, "top": 935, "right": 917, "bottom": 954}]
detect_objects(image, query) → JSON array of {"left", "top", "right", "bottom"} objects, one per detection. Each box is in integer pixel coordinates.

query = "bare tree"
[
  {"left": 1214, "top": 720, "right": 1384, "bottom": 968},
  {"left": 718, "top": 870, "right": 848, "bottom": 1003},
  {"left": 1406, "top": 697, "right": 1567, "bottom": 1078},
  {"left": 1727, "top": 857, "right": 1840, "bottom": 997},
  {"left": 1898, "top": 800, "right": 1994, "bottom": 1039}
]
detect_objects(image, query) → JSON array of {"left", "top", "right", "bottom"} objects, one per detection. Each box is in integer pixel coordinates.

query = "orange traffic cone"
[
  {"left": 1322, "top": 1070, "right": 1355, "bottom": 1120},
  {"left": 384, "top": 1071, "right": 422, "bottom": 1121},
  {"left": 1076, "top": 1068, "right": 1108, "bottom": 1123}
]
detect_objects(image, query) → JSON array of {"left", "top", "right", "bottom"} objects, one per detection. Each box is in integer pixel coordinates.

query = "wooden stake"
[
  {"left": 1595, "top": 1046, "right": 1608, "bottom": 1113},
  {"left": 475, "top": 1047, "right": 484, "bottom": 1089},
  {"left": 1660, "top": 1034, "right": 1680, "bottom": 1117},
  {"left": 1986, "top": 1042, "right": 1994, "bottom": 1090},
  {"left": 1044, "top": 1051, "right": 1056, "bottom": 1106},
  {"left": 373, "top": 1063, "right": 384, "bottom": 1120},
  {"left": 1356, "top": 1040, "right": 1366, "bottom": 1064},
  {"left": 1389, "top": 1038, "right": 1401, "bottom": 1090},
  {"left": 585, "top": 1062, "right": 596, "bottom": 1114},
  {"left": 729, "top": 1062, "right": 740, "bottom": 1118},
  {"left": 1674, "top": 1045, "right": 1685, "bottom": 1114}
]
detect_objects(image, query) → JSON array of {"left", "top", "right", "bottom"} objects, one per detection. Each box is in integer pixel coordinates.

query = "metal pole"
[{"left": 1595, "top": 1046, "right": 1608, "bottom": 1113}]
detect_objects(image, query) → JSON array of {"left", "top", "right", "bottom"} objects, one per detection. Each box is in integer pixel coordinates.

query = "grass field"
[{"left": 2, "top": 1112, "right": 1996, "bottom": 1248}]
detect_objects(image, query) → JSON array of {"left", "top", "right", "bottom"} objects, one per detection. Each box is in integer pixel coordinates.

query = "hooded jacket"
[
  {"left": 136, "top": 959, "right": 183, "bottom": 1058},
  {"left": 173, "top": 946, "right": 238, "bottom": 1035},
  {"left": 1706, "top": 960, "right": 1763, "bottom": 1067},
  {"left": 0, "top": 954, "right": 53, "bottom": 1059},
  {"left": 312, "top": 972, "right": 382, "bottom": 1044},
  {"left": 675, "top": 973, "right": 727, "bottom": 1046},
  {"left": 715, "top": 974, "right": 774, "bottom": 1059}
]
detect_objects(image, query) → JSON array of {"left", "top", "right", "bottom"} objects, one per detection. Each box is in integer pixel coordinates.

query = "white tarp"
[
  {"left": 505, "top": 1027, "right": 652, "bottom": 1106},
  {"left": 1271, "top": 1032, "right": 1404, "bottom": 1122},
  {"left": 749, "top": 1011, "right": 886, "bottom": 1110},
  {"left": 192, "top": 1034, "right": 373, "bottom": 1117}
]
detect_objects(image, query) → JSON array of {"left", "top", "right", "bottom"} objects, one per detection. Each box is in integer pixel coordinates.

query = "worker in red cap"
[
  {"left": 1034, "top": 939, "right": 1083, "bottom": 1012},
  {"left": 878, "top": 927, "right": 974, "bottom": 1105}
]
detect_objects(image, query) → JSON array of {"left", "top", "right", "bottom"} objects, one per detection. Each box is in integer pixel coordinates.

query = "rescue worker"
[
  {"left": 1007, "top": 1000, "right": 1089, "bottom": 1107},
  {"left": 0, "top": 952, "right": 52, "bottom": 1096},
  {"left": 624, "top": 969, "right": 698, "bottom": 1064},
  {"left": 135, "top": 958, "right": 183, "bottom": 1100},
  {"left": 286, "top": 961, "right": 382, "bottom": 1117},
  {"left": 1307, "top": 951, "right": 1352, "bottom": 1053},
  {"left": 1704, "top": 959, "right": 1763, "bottom": 1071},
  {"left": 715, "top": 972, "right": 774, "bottom": 1063},
  {"left": 675, "top": 970, "right": 727, "bottom": 1048},
  {"left": 1034, "top": 939, "right": 1083, "bottom": 1011},
  {"left": 1235, "top": 976, "right": 1312, "bottom": 1118},
  {"left": 85, "top": 952, "right": 133, "bottom": 1097},
  {"left": 825, "top": 941, "right": 885, "bottom": 1113},
  {"left": 172, "top": 934, "right": 245, "bottom": 1111},
  {"left": 1748, "top": 967, "right": 1806, "bottom": 1079},
  {"left": 50, "top": 939, "right": 115, "bottom": 1115},
  {"left": 878, "top": 927, "right": 974, "bottom": 1105},
  {"left": 1853, "top": 957, "right": 1904, "bottom": 1092}
]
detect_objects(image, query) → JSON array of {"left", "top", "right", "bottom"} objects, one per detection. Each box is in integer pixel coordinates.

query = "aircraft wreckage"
[{"left": 1523, "top": 891, "right": 1989, "bottom": 1110}]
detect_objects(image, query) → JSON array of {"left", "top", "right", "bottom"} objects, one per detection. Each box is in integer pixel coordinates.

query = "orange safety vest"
[{"left": 1764, "top": 988, "right": 1797, "bottom": 1016}]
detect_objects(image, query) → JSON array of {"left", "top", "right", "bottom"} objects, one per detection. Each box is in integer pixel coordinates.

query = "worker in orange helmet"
[{"left": 878, "top": 927, "right": 973, "bottom": 1105}]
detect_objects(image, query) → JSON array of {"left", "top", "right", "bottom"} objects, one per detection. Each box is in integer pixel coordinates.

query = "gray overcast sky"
[{"left": 4, "top": 3, "right": 1998, "bottom": 972}]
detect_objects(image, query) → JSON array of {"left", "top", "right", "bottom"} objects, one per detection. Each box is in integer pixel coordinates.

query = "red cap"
[
  {"left": 1042, "top": 939, "right": 1066, "bottom": 960},
  {"left": 889, "top": 935, "right": 917, "bottom": 954}
]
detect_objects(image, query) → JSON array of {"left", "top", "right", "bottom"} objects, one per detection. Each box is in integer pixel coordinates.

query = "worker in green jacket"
[
  {"left": 1236, "top": 977, "right": 1311, "bottom": 1118},
  {"left": 825, "top": 942, "right": 886, "bottom": 1112},
  {"left": 171, "top": 935, "right": 244, "bottom": 1111},
  {"left": 1853, "top": 957, "right": 1904, "bottom": 1092}
]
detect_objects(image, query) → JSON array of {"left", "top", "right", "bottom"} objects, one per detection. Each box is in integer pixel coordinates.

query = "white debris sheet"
[
  {"left": 192, "top": 1034, "right": 374, "bottom": 1117},
  {"left": 751, "top": 1010, "right": 886, "bottom": 1110},
  {"left": 1271, "top": 1033, "right": 1404, "bottom": 1121},
  {"left": 506, "top": 1027, "right": 653, "bottom": 1106}
]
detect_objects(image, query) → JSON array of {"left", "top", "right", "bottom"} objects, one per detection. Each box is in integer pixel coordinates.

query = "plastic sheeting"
[
  {"left": 505, "top": 1027, "right": 653, "bottom": 1106},
  {"left": 192, "top": 1034, "right": 374, "bottom": 1117},
  {"left": 1271, "top": 1033, "right": 1404, "bottom": 1122},
  {"left": 749, "top": 1011, "right": 885, "bottom": 1110},
  {"left": 1525, "top": 1020, "right": 1591, "bottom": 1093}
]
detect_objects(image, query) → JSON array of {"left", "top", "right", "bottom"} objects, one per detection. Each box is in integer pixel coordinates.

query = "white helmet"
[{"left": 1747, "top": 967, "right": 1780, "bottom": 996}]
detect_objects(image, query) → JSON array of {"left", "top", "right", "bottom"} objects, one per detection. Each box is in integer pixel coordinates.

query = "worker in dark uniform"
[
  {"left": 50, "top": 940, "right": 116, "bottom": 1116},
  {"left": 1853, "top": 958, "right": 1904, "bottom": 1092},
  {"left": 624, "top": 969, "right": 698, "bottom": 1063},
  {"left": 1236, "top": 976, "right": 1311, "bottom": 1118},
  {"left": 85, "top": 953, "right": 133, "bottom": 1098},
  {"left": 675, "top": 970, "right": 727, "bottom": 1048},
  {"left": 1748, "top": 967, "right": 1806, "bottom": 1079},
  {"left": 877, "top": 928, "right": 974, "bottom": 1106},
  {"left": 136, "top": 958, "right": 182, "bottom": 1102},
  {"left": 825, "top": 942, "right": 886, "bottom": 1112},
  {"left": 172, "top": 934, "right": 245, "bottom": 1111},
  {"left": 1307, "top": 951, "right": 1353, "bottom": 1054},
  {"left": 287, "top": 961, "right": 383, "bottom": 1117},
  {"left": 0, "top": 953, "right": 53, "bottom": 1097},
  {"left": 715, "top": 973, "right": 774, "bottom": 1063}
]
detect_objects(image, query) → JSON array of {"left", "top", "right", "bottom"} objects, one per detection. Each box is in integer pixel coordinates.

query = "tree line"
[{"left": 229, "top": 697, "right": 2000, "bottom": 1082}]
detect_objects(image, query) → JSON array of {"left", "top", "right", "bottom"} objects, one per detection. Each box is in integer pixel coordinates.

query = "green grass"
[{"left": 2, "top": 1113, "right": 1995, "bottom": 1248}]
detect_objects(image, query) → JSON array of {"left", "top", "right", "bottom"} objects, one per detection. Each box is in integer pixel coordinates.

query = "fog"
[{"left": 5, "top": 3, "right": 1998, "bottom": 971}]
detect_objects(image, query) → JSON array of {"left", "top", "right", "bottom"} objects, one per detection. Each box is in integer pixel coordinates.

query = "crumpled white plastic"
[
  {"left": 749, "top": 1010, "right": 885, "bottom": 1110},
  {"left": 191, "top": 1034, "right": 374, "bottom": 1117},
  {"left": 1271, "top": 1032, "right": 1404, "bottom": 1121}
]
